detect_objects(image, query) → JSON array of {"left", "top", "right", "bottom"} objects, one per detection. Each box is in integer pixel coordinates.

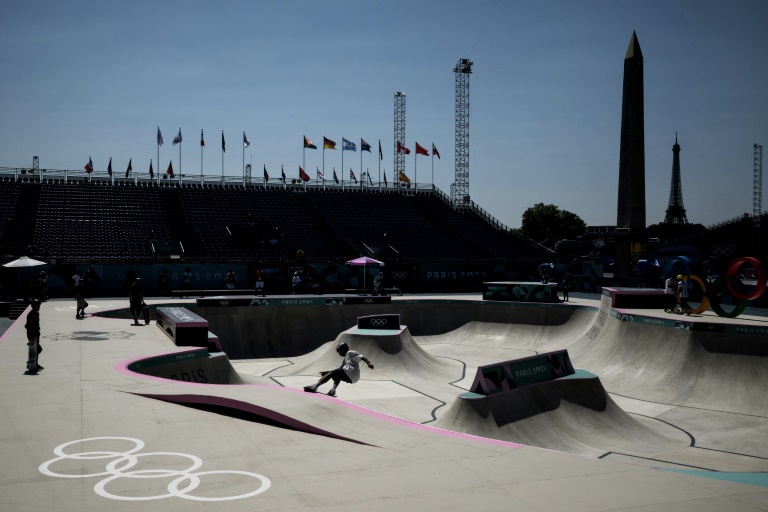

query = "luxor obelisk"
[{"left": 615, "top": 31, "right": 647, "bottom": 279}]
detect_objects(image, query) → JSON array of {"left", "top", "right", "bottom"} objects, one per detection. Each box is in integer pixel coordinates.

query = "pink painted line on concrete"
[
  {"left": 0, "top": 305, "right": 29, "bottom": 346},
  {"left": 114, "top": 352, "right": 523, "bottom": 450}
]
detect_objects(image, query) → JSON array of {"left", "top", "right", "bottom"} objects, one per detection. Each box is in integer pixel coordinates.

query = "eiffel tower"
[{"left": 663, "top": 133, "right": 688, "bottom": 224}]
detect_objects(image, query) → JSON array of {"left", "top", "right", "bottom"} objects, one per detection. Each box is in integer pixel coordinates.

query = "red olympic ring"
[{"left": 726, "top": 257, "right": 766, "bottom": 301}]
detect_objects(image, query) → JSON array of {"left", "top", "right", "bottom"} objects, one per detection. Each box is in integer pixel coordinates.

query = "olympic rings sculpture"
[
  {"left": 39, "top": 437, "right": 271, "bottom": 502},
  {"left": 664, "top": 255, "right": 766, "bottom": 318}
]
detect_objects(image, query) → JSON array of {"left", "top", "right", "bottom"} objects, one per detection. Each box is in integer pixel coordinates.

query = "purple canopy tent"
[{"left": 346, "top": 256, "right": 384, "bottom": 292}]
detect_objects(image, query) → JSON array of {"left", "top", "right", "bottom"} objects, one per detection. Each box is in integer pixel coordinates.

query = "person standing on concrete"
[
  {"left": 664, "top": 275, "right": 677, "bottom": 312},
  {"left": 75, "top": 290, "right": 87, "bottom": 319},
  {"left": 129, "top": 278, "right": 144, "bottom": 325},
  {"left": 561, "top": 273, "right": 571, "bottom": 302},
  {"left": 25, "top": 299, "right": 43, "bottom": 373},
  {"left": 304, "top": 342, "right": 374, "bottom": 396},
  {"left": 676, "top": 274, "right": 691, "bottom": 315}
]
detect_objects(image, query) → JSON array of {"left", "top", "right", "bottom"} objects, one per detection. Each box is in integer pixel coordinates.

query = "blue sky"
[{"left": 1, "top": 0, "right": 766, "bottom": 229}]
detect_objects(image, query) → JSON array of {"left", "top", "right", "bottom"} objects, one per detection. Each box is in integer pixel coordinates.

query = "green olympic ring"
[{"left": 665, "top": 255, "right": 765, "bottom": 319}]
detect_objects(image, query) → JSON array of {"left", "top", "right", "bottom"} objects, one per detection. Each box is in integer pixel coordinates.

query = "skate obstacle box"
[
  {"left": 468, "top": 349, "right": 575, "bottom": 396},
  {"left": 155, "top": 306, "right": 222, "bottom": 352},
  {"left": 482, "top": 281, "right": 556, "bottom": 303},
  {"left": 602, "top": 287, "right": 669, "bottom": 309},
  {"left": 357, "top": 314, "right": 400, "bottom": 331}
]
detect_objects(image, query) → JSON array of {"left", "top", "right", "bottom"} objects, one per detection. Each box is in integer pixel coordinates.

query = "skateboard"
[{"left": 142, "top": 303, "right": 150, "bottom": 324}]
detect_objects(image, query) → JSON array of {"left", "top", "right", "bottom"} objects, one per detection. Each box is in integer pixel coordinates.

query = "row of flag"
[
  {"left": 303, "top": 136, "right": 440, "bottom": 159},
  {"left": 86, "top": 154, "right": 413, "bottom": 184},
  {"left": 157, "top": 127, "right": 251, "bottom": 151}
]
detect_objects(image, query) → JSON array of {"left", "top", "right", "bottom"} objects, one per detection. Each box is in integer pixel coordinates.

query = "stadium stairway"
[
  {"left": 158, "top": 186, "right": 203, "bottom": 257},
  {"left": 0, "top": 182, "right": 39, "bottom": 256}
]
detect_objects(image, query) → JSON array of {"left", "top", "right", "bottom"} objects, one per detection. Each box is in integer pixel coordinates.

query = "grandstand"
[{"left": 0, "top": 176, "right": 549, "bottom": 294}]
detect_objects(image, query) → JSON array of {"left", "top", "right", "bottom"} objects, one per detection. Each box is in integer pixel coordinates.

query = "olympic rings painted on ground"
[
  {"left": 39, "top": 437, "right": 271, "bottom": 502},
  {"left": 370, "top": 318, "right": 388, "bottom": 327}
]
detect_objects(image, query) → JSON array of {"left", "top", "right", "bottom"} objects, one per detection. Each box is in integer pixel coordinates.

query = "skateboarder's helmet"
[{"left": 336, "top": 342, "right": 349, "bottom": 355}]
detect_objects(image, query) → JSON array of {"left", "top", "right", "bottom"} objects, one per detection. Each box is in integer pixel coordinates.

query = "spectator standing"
[
  {"left": 129, "top": 278, "right": 144, "bottom": 325},
  {"left": 676, "top": 275, "right": 691, "bottom": 315},
  {"left": 561, "top": 274, "right": 570, "bottom": 302},
  {"left": 225, "top": 269, "right": 237, "bottom": 290},
  {"left": 291, "top": 272, "right": 301, "bottom": 294},
  {"left": 254, "top": 267, "right": 265, "bottom": 296},
  {"left": 75, "top": 290, "right": 87, "bottom": 319},
  {"left": 182, "top": 267, "right": 192, "bottom": 290},
  {"left": 664, "top": 275, "right": 677, "bottom": 312},
  {"left": 25, "top": 300, "right": 42, "bottom": 373}
]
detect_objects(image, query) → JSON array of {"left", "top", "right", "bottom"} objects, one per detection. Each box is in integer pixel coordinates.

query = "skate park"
[{"left": 4, "top": 284, "right": 768, "bottom": 511}]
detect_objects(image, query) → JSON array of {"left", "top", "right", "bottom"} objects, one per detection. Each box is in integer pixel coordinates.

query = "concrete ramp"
[
  {"left": 566, "top": 294, "right": 768, "bottom": 417},
  {"left": 271, "top": 325, "right": 462, "bottom": 381},
  {"left": 435, "top": 371, "right": 691, "bottom": 457},
  {"left": 125, "top": 348, "right": 264, "bottom": 385}
]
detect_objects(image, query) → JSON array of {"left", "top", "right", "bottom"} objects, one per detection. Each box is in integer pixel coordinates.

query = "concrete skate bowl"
[
  {"left": 124, "top": 348, "right": 258, "bottom": 384},
  {"left": 425, "top": 294, "right": 768, "bottom": 471},
  {"left": 268, "top": 325, "right": 463, "bottom": 382}
]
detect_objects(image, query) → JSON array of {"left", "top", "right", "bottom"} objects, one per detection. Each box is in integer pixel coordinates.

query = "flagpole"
[
  {"left": 200, "top": 129, "right": 203, "bottom": 180},
  {"left": 360, "top": 146, "right": 363, "bottom": 190},
  {"left": 322, "top": 145, "right": 324, "bottom": 189},
  {"left": 221, "top": 130, "right": 224, "bottom": 185},
  {"left": 414, "top": 149, "right": 417, "bottom": 192},
  {"left": 431, "top": 151, "right": 434, "bottom": 191},
  {"left": 378, "top": 140, "right": 381, "bottom": 191},
  {"left": 242, "top": 137, "right": 245, "bottom": 185},
  {"left": 341, "top": 141, "right": 344, "bottom": 191},
  {"left": 157, "top": 127, "right": 160, "bottom": 186}
]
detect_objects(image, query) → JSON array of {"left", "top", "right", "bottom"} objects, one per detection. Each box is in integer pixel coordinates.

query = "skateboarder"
[
  {"left": 304, "top": 342, "right": 374, "bottom": 396},
  {"left": 676, "top": 274, "right": 691, "bottom": 315},
  {"left": 664, "top": 275, "right": 677, "bottom": 313}
]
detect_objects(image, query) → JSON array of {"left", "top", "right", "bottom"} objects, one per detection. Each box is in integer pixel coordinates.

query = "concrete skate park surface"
[{"left": 3, "top": 294, "right": 768, "bottom": 511}]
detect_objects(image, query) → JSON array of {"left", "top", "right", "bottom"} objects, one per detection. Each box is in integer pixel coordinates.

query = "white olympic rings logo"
[
  {"left": 363, "top": 298, "right": 373, "bottom": 303},
  {"left": 370, "top": 318, "right": 389, "bottom": 327},
  {"left": 391, "top": 271, "right": 408, "bottom": 280},
  {"left": 711, "top": 244, "right": 736, "bottom": 257},
  {"left": 219, "top": 300, "right": 230, "bottom": 306},
  {"left": 39, "top": 437, "right": 271, "bottom": 501}
]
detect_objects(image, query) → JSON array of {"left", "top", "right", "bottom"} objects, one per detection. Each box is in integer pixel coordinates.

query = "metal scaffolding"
[
  {"left": 394, "top": 92, "right": 406, "bottom": 189},
  {"left": 754, "top": 144, "right": 763, "bottom": 253},
  {"left": 453, "top": 58, "right": 472, "bottom": 208}
]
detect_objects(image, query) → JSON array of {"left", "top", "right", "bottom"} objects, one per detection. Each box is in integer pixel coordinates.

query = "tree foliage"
[{"left": 521, "top": 203, "right": 586, "bottom": 242}]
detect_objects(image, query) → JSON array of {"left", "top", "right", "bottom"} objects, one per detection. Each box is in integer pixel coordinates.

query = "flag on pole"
[
  {"left": 304, "top": 136, "right": 317, "bottom": 149},
  {"left": 84, "top": 157, "right": 93, "bottom": 173},
  {"left": 243, "top": 132, "right": 250, "bottom": 148},
  {"left": 222, "top": 131, "right": 226, "bottom": 152},
  {"left": 172, "top": 129, "right": 182, "bottom": 145},
  {"left": 399, "top": 172, "right": 410, "bottom": 183},
  {"left": 432, "top": 143, "right": 440, "bottom": 159},
  {"left": 333, "top": 169, "right": 339, "bottom": 184},
  {"left": 107, "top": 157, "right": 112, "bottom": 176},
  {"left": 378, "top": 140, "right": 383, "bottom": 160},
  {"left": 342, "top": 138, "right": 356, "bottom": 151},
  {"left": 125, "top": 158, "right": 132, "bottom": 178},
  {"left": 263, "top": 164, "right": 269, "bottom": 182},
  {"left": 299, "top": 166, "right": 310, "bottom": 182},
  {"left": 361, "top": 139, "right": 371, "bottom": 153},
  {"left": 397, "top": 141, "right": 411, "bottom": 155},
  {"left": 383, "top": 170, "right": 388, "bottom": 187},
  {"left": 149, "top": 160, "right": 154, "bottom": 179},
  {"left": 323, "top": 137, "right": 337, "bottom": 150},
  {"left": 281, "top": 165, "right": 286, "bottom": 182},
  {"left": 415, "top": 142, "right": 429, "bottom": 156},
  {"left": 157, "top": 127, "right": 164, "bottom": 146},
  {"left": 317, "top": 168, "right": 324, "bottom": 180},
  {"left": 201, "top": 129, "right": 205, "bottom": 147},
  {"left": 350, "top": 169, "right": 357, "bottom": 183},
  {"left": 368, "top": 172, "right": 373, "bottom": 185},
  {"left": 167, "top": 161, "right": 174, "bottom": 176}
]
